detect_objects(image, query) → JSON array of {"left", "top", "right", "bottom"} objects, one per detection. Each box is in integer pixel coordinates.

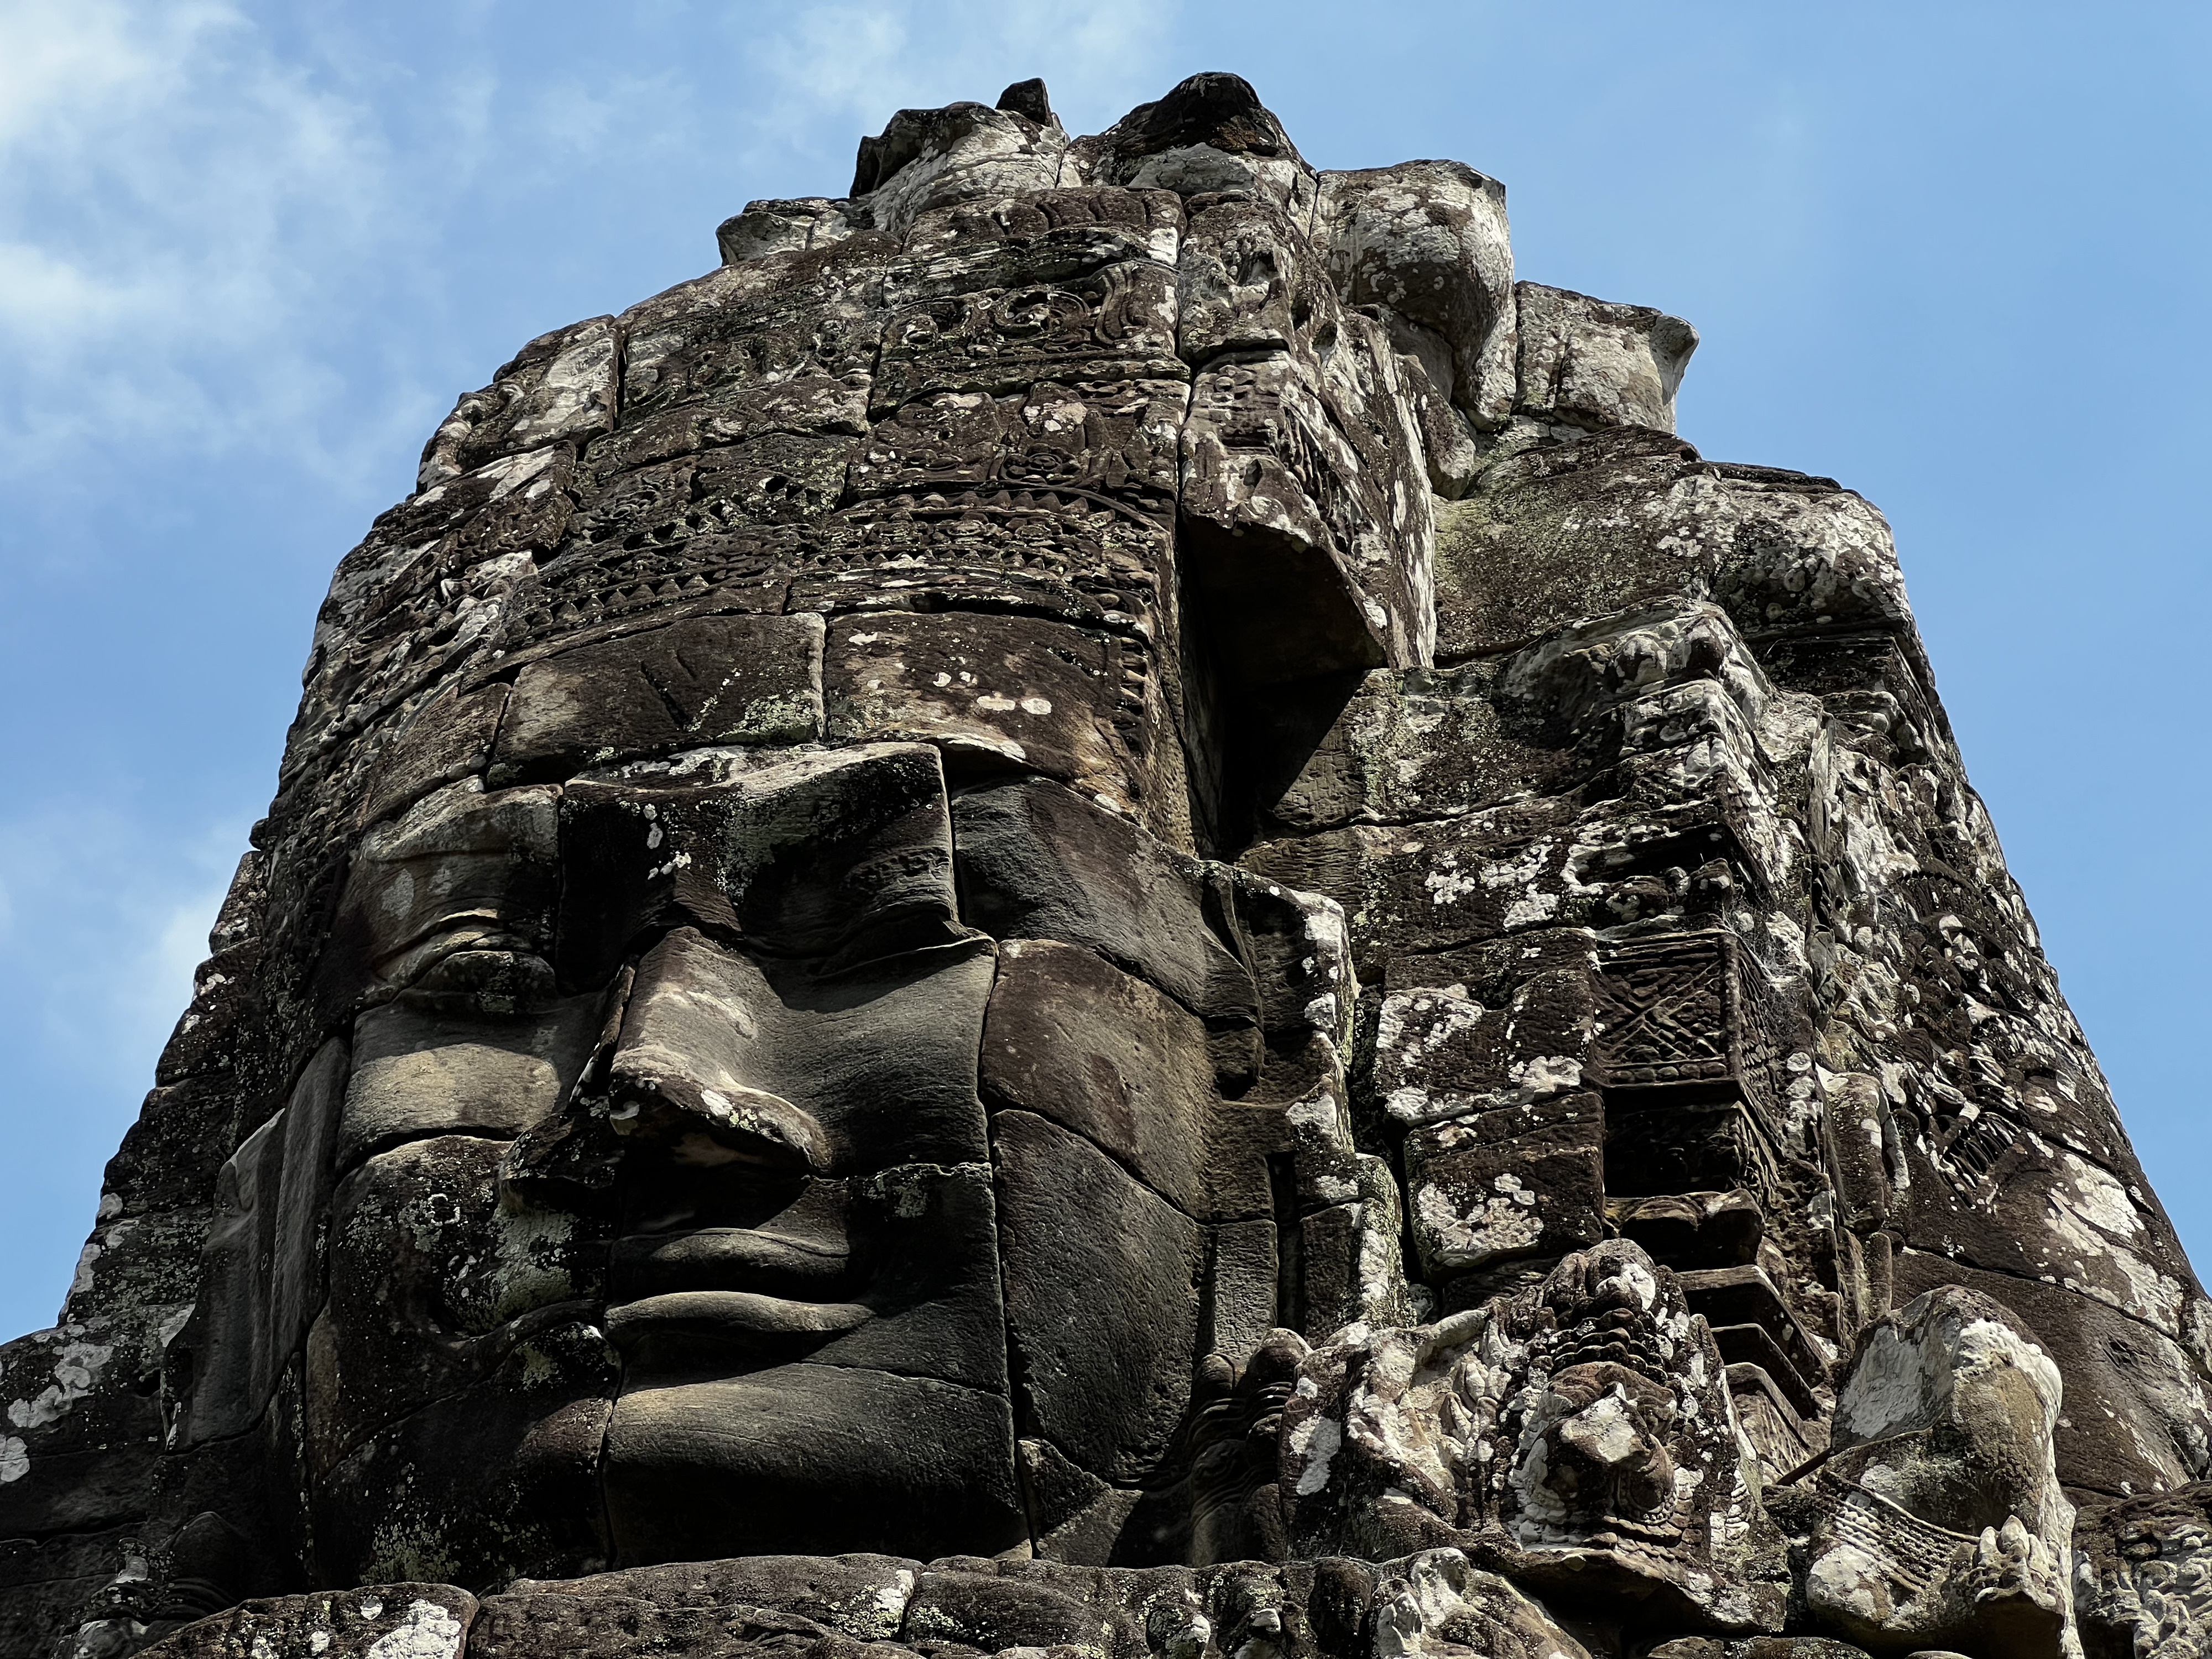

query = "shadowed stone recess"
[{"left": 4, "top": 69, "right": 2205, "bottom": 1659}]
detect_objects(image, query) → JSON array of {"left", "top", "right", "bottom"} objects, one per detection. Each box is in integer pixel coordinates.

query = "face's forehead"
[{"left": 320, "top": 740, "right": 968, "bottom": 1010}]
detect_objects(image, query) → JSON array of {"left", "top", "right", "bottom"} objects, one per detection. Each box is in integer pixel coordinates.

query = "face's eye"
[{"left": 398, "top": 947, "right": 559, "bottom": 1017}]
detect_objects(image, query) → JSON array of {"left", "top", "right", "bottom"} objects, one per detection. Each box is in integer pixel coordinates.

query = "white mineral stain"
[
  {"left": 1290, "top": 1415, "right": 1342, "bottom": 1494},
  {"left": 7, "top": 1339, "right": 114, "bottom": 1430},
  {"left": 1417, "top": 1177, "right": 1543, "bottom": 1267},
  {"left": 1501, "top": 890, "right": 1561, "bottom": 928},
  {"left": 364, "top": 1600, "right": 465, "bottom": 1659}
]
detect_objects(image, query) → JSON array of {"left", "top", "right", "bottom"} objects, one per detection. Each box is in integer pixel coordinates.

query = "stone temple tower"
[{"left": 4, "top": 70, "right": 2207, "bottom": 1659}]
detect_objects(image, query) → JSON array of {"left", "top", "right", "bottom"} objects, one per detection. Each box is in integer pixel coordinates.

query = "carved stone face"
[
  {"left": 1279, "top": 1240, "right": 1769, "bottom": 1626},
  {"left": 292, "top": 743, "right": 1029, "bottom": 1574},
  {"left": 1498, "top": 1250, "right": 1694, "bottom": 1551},
  {"left": 1509, "top": 1361, "right": 1681, "bottom": 1542},
  {"left": 169, "top": 729, "right": 1338, "bottom": 1585}
]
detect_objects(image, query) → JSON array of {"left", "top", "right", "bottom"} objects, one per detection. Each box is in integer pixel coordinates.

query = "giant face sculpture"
[
  {"left": 175, "top": 733, "right": 1361, "bottom": 1584},
  {"left": 319, "top": 744, "right": 1025, "bottom": 1570},
  {"left": 153, "top": 71, "right": 1448, "bottom": 1593}
]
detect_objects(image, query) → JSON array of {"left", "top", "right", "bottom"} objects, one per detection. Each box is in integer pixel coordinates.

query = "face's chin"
[{"left": 602, "top": 1363, "right": 1027, "bottom": 1562}]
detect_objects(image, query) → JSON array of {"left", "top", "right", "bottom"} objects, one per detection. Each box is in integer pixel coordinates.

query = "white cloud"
[
  {"left": 735, "top": 0, "right": 1180, "bottom": 157},
  {"left": 0, "top": 0, "right": 1186, "bottom": 483},
  {"left": 0, "top": 804, "right": 241, "bottom": 1097},
  {"left": 0, "top": 0, "right": 210, "bottom": 153},
  {"left": 748, "top": 4, "right": 917, "bottom": 128},
  {"left": 0, "top": 0, "right": 398, "bottom": 469}
]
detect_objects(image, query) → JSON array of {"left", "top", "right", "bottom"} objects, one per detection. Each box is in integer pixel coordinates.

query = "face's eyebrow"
[{"left": 551, "top": 743, "right": 964, "bottom": 984}]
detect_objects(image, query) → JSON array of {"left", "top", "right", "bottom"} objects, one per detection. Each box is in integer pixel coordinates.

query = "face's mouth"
[
  {"left": 603, "top": 1227, "right": 872, "bottom": 1369},
  {"left": 612, "top": 1223, "right": 851, "bottom": 1294},
  {"left": 604, "top": 1287, "right": 875, "bottom": 1368},
  {"left": 601, "top": 1129, "right": 874, "bottom": 1371}
]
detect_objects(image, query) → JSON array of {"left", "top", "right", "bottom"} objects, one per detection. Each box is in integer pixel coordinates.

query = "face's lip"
[
  {"left": 605, "top": 1228, "right": 867, "bottom": 1368},
  {"left": 610, "top": 1225, "right": 853, "bottom": 1301},
  {"left": 603, "top": 1289, "right": 874, "bottom": 1358}
]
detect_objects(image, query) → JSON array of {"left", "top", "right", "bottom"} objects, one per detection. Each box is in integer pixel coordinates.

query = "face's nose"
[
  {"left": 607, "top": 926, "right": 831, "bottom": 1176},
  {"left": 1540, "top": 1378, "right": 1677, "bottom": 1517}
]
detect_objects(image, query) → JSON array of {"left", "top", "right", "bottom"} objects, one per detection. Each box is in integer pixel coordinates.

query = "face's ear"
[{"left": 168, "top": 1039, "right": 352, "bottom": 1451}]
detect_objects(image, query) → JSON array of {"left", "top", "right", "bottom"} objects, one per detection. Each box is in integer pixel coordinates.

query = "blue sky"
[{"left": 1, "top": 1, "right": 2205, "bottom": 1342}]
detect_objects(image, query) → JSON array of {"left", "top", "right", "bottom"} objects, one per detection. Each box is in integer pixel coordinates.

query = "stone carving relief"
[
  {"left": 1796, "top": 1288, "right": 2075, "bottom": 1659},
  {"left": 3, "top": 68, "right": 2208, "bottom": 1659},
  {"left": 1281, "top": 1240, "right": 1780, "bottom": 1629}
]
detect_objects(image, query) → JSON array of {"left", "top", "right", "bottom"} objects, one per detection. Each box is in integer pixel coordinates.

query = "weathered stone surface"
[
  {"left": 1650, "top": 1644, "right": 1869, "bottom": 1659},
  {"left": 361, "top": 679, "right": 509, "bottom": 829},
  {"left": 1316, "top": 161, "right": 1516, "bottom": 434},
  {"left": 308, "top": 1134, "right": 603, "bottom": 1477},
  {"left": 1401, "top": 1095, "right": 1606, "bottom": 1279},
  {"left": 1247, "top": 663, "right": 1577, "bottom": 833},
  {"left": 849, "top": 375, "right": 1186, "bottom": 510},
  {"left": 1888, "top": 1250, "right": 2212, "bottom": 1499},
  {"left": 1281, "top": 1240, "right": 1779, "bottom": 1628},
  {"left": 1073, "top": 71, "right": 1316, "bottom": 212},
  {"left": 1366, "top": 1551, "right": 1590, "bottom": 1659},
  {"left": 0, "top": 1321, "right": 164, "bottom": 1541},
  {"left": 618, "top": 234, "right": 892, "bottom": 429},
  {"left": 1801, "top": 1287, "right": 2074, "bottom": 1659},
  {"left": 554, "top": 742, "right": 968, "bottom": 984},
  {"left": 165, "top": 1036, "right": 347, "bottom": 1448},
  {"left": 982, "top": 938, "right": 1270, "bottom": 1221},
  {"left": 497, "top": 1552, "right": 920, "bottom": 1641},
  {"left": 604, "top": 1366, "right": 1024, "bottom": 1563},
  {"left": 7, "top": 66, "right": 2202, "bottom": 1659},
  {"left": 994, "top": 1108, "right": 1206, "bottom": 1485},
  {"left": 2075, "top": 1483, "right": 2212, "bottom": 1659},
  {"left": 874, "top": 195, "right": 1180, "bottom": 409},
  {"left": 473, "top": 1594, "right": 854, "bottom": 1658},
  {"left": 338, "top": 995, "right": 599, "bottom": 1168},
  {"left": 822, "top": 610, "right": 1149, "bottom": 807},
  {"left": 1431, "top": 430, "right": 1903, "bottom": 661},
  {"left": 420, "top": 316, "right": 618, "bottom": 486},
  {"left": 1512, "top": 281, "right": 1695, "bottom": 433},
  {"left": 145, "top": 1584, "right": 477, "bottom": 1658},
  {"left": 489, "top": 612, "right": 827, "bottom": 783},
  {"left": 850, "top": 98, "right": 1070, "bottom": 238},
  {"left": 312, "top": 1321, "right": 616, "bottom": 1591},
  {"left": 1178, "top": 301, "right": 1434, "bottom": 681},
  {"left": 953, "top": 779, "right": 1258, "bottom": 1024},
  {"left": 317, "top": 779, "right": 562, "bottom": 1021},
  {"left": 147, "top": 1551, "right": 1589, "bottom": 1659}
]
